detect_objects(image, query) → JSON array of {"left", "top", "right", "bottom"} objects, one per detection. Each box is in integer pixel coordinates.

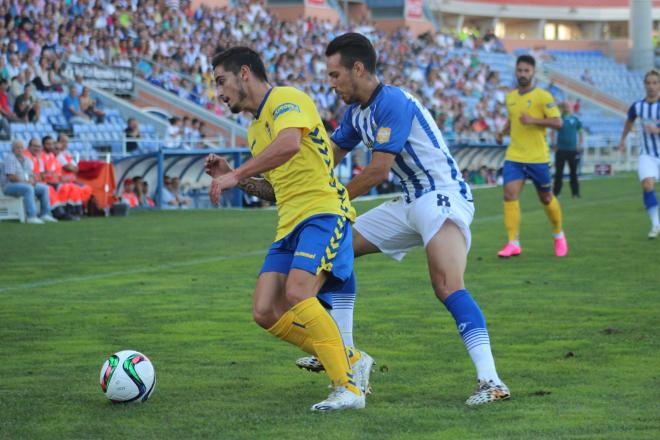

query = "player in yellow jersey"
[
  {"left": 495, "top": 55, "right": 568, "bottom": 258},
  {"left": 204, "top": 47, "right": 365, "bottom": 411}
]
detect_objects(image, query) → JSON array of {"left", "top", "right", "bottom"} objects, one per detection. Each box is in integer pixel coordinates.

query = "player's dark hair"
[
  {"left": 211, "top": 47, "right": 268, "bottom": 82},
  {"left": 325, "top": 33, "right": 376, "bottom": 74},
  {"left": 644, "top": 69, "right": 660, "bottom": 81},
  {"left": 516, "top": 54, "right": 536, "bottom": 67}
]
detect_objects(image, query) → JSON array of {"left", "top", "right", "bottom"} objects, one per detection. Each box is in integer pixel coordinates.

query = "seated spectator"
[
  {"left": 580, "top": 69, "right": 594, "bottom": 85},
  {"left": 170, "top": 177, "right": 192, "bottom": 208},
  {"left": 160, "top": 175, "right": 179, "bottom": 209},
  {"left": 79, "top": 87, "right": 105, "bottom": 123},
  {"left": 166, "top": 117, "right": 182, "bottom": 149},
  {"left": 139, "top": 180, "right": 156, "bottom": 208},
  {"left": 14, "top": 84, "right": 41, "bottom": 122},
  {"left": 33, "top": 57, "right": 61, "bottom": 92},
  {"left": 120, "top": 178, "right": 139, "bottom": 208},
  {"left": 181, "top": 116, "right": 193, "bottom": 149},
  {"left": 0, "top": 78, "right": 18, "bottom": 139},
  {"left": 56, "top": 133, "right": 93, "bottom": 215},
  {"left": 62, "top": 85, "right": 91, "bottom": 124},
  {"left": 9, "top": 71, "right": 28, "bottom": 101},
  {"left": 1, "top": 139, "right": 57, "bottom": 224},
  {"left": 125, "top": 118, "right": 140, "bottom": 153}
]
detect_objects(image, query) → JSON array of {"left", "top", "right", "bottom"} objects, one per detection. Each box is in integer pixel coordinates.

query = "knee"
[
  {"left": 252, "top": 307, "right": 276, "bottom": 330},
  {"left": 540, "top": 193, "right": 553, "bottom": 205},
  {"left": 284, "top": 288, "right": 307, "bottom": 306},
  {"left": 642, "top": 180, "right": 655, "bottom": 192}
]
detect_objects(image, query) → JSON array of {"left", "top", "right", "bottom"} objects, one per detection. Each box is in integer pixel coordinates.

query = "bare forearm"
[
  {"left": 238, "top": 177, "right": 276, "bottom": 202},
  {"left": 346, "top": 169, "right": 386, "bottom": 200},
  {"left": 234, "top": 129, "right": 301, "bottom": 181}
]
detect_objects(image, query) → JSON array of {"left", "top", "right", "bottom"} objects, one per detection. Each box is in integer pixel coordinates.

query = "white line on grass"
[
  {"left": 0, "top": 250, "right": 265, "bottom": 293},
  {"left": 0, "top": 191, "right": 634, "bottom": 293}
]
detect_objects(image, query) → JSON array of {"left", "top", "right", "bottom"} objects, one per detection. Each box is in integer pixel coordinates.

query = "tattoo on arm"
[{"left": 238, "top": 177, "right": 276, "bottom": 202}]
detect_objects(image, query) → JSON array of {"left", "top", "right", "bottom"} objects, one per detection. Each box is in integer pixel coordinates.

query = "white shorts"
[
  {"left": 354, "top": 190, "right": 474, "bottom": 261},
  {"left": 638, "top": 154, "right": 660, "bottom": 181}
]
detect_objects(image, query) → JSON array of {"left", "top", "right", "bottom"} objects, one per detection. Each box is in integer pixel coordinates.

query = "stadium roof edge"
[{"left": 428, "top": 0, "right": 660, "bottom": 21}]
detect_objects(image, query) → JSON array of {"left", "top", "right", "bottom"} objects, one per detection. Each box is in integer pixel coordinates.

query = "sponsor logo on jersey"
[
  {"left": 273, "top": 102, "right": 301, "bottom": 120},
  {"left": 294, "top": 251, "right": 316, "bottom": 259},
  {"left": 376, "top": 127, "right": 391, "bottom": 143}
]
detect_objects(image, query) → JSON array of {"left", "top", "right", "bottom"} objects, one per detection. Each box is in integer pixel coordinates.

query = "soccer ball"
[{"left": 100, "top": 350, "right": 156, "bottom": 403}]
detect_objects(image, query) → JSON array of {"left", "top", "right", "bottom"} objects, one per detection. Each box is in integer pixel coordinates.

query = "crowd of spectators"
[
  {"left": 0, "top": 0, "right": 513, "bottom": 148},
  {"left": 132, "top": 1, "right": 510, "bottom": 144}
]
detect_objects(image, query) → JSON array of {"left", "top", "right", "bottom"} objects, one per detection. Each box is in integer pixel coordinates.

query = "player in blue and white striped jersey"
[
  {"left": 619, "top": 69, "right": 660, "bottom": 238},
  {"left": 297, "top": 33, "right": 509, "bottom": 406}
]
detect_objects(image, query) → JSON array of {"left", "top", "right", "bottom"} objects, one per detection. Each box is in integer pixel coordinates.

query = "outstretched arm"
[{"left": 345, "top": 151, "right": 396, "bottom": 200}]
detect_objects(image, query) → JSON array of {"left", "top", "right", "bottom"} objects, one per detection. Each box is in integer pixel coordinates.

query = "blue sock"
[
  {"left": 443, "top": 289, "right": 501, "bottom": 383},
  {"left": 643, "top": 191, "right": 660, "bottom": 226}
]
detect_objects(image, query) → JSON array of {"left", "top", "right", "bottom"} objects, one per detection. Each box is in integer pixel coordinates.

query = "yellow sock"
[
  {"left": 346, "top": 346, "right": 361, "bottom": 366},
  {"left": 291, "top": 297, "right": 360, "bottom": 395},
  {"left": 267, "top": 310, "right": 316, "bottom": 355},
  {"left": 543, "top": 195, "right": 563, "bottom": 234},
  {"left": 503, "top": 200, "right": 520, "bottom": 242}
]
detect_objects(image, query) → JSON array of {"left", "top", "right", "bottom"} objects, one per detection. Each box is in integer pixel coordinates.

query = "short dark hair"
[
  {"left": 644, "top": 69, "right": 660, "bottom": 81},
  {"left": 325, "top": 33, "right": 376, "bottom": 74},
  {"left": 42, "top": 135, "right": 52, "bottom": 144},
  {"left": 516, "top": 54, "right": 536, "bottom": 67},
  {"left": 211, "top": 47, "right": 268, "bottom": 82}
]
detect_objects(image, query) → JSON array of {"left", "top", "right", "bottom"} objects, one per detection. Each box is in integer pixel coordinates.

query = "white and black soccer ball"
[{"left": 100, "top": 350, "right": 156, "bottom": 403}]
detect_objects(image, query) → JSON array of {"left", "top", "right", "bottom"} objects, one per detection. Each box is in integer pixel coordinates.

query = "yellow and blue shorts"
[
  {"left": 503, "top": 160, "right": 553, "bottom": 192},
  {"left": 260, "top": 214, "right": 354, "bottom": 306}
]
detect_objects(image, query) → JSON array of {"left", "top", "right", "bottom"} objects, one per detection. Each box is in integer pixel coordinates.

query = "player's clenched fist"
[{"left": 205, "top": 153, "right": 233, "bottom": 178}]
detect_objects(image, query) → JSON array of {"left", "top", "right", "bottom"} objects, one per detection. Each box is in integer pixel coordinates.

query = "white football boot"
[
  {"left": 352, "top": 351, "right": 375, "bottom": 395},
  {"left": 311, "top": 386, "right": 365, "bottom": 412}
]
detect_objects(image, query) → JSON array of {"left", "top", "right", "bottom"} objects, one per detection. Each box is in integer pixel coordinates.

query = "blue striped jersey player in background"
[
  {"left": 619, "top": 69, "right": 660, "bottom": 239},
  {"left": 295, "top": 32, "right": 509, "bottom": 406}
]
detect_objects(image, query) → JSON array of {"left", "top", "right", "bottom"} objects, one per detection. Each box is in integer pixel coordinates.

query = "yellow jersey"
[
  {"left": 248, "top": 86, "right": 356, "bottom": 241},
  {"left": 505, "top": 87, "right": 560, "bottom": 163}
]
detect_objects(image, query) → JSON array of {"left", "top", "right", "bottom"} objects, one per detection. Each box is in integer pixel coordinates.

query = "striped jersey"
[
  {"left": 627, "top": 98, "right": 660, "bottom": 158},
  {"left": 331, "top": 84, "right": 471, "bottom": 204}
]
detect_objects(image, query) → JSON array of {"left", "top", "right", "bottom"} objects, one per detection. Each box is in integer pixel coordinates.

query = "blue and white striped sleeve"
[
  {"left": 372, "top": 90, "right": 413, "bottom": 155},
  {"left": 330, "top": 107, "right": 361, "bottom": 151}
]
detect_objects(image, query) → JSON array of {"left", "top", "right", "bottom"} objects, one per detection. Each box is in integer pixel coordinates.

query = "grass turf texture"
[{"left": 1, "top": 173, "right": 659, "bottom": 439}]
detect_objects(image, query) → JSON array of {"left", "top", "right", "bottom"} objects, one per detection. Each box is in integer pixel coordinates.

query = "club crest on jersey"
[
  {"left": 273, "top": 102, "right": 300, "bottom": 120},
  {"left": 376, "top": 127, "right": 391, "bottom": 144}
]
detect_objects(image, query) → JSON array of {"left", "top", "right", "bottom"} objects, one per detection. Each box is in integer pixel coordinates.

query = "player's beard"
[
  {"left": 340, "top": 79, "right": 359, "bottom": 105},
  {"left": 230, "top": 83, "right": 248, "bottom": 114},
  {"left": 517, "top": 76, "right": 531, "bottom": 88}
]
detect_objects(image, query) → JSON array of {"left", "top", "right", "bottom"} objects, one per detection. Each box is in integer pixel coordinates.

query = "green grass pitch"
[{"left": 1, "top": 173, "right": 659, "bottom": 439}]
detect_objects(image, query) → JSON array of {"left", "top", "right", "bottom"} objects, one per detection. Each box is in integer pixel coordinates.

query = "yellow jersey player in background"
[
  {"left": 495, "top": 54, "right": 568, "bottom": 258},
  {"left": 204, "top": 47, "right": 365, "bottom": 411}
]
